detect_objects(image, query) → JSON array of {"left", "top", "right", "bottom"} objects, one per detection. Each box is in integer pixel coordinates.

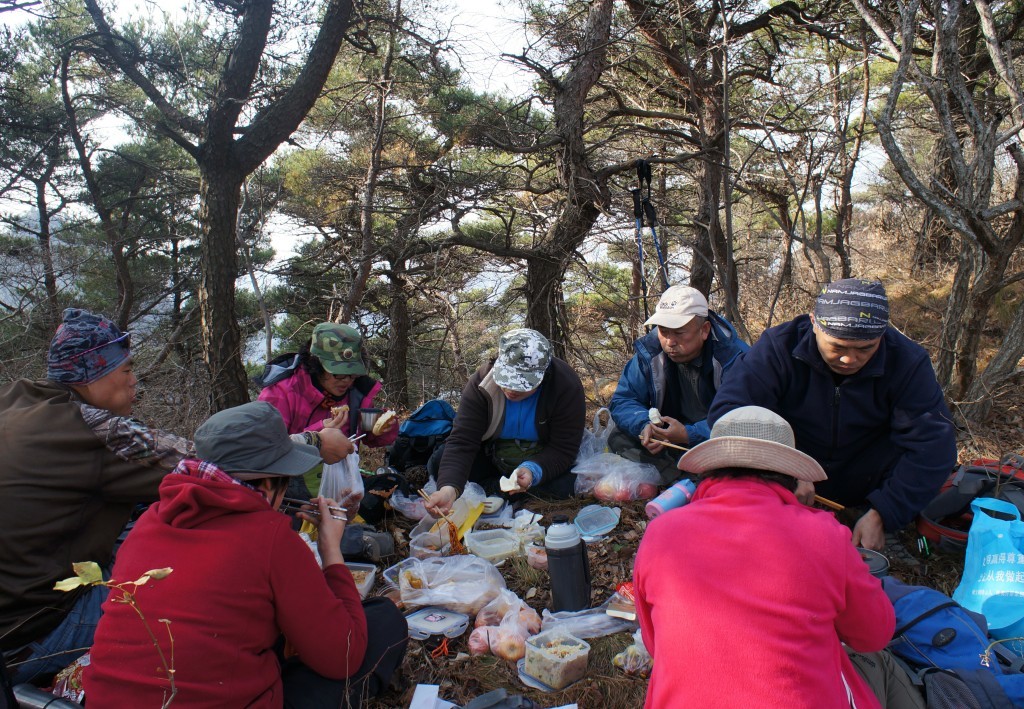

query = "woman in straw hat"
[{"left": 634, "top": 406, "right": 922, "bottom": 709}]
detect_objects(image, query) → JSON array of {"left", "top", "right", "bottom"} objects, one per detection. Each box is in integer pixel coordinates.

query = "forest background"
[{"left": 0, "top": 0, "right": 1022, "bottom": 457}]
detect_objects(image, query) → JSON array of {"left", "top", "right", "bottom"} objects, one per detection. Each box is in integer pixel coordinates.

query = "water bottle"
[
  {"left": 545, "top": 514, "right": 592, "bottom": 612},
  {"left": 645, "top": 478, "right": 698, "bottom": 519}
]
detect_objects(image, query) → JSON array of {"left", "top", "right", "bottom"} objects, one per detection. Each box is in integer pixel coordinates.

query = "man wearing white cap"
[
  {"left": 634, "top": 406, "right": 919, "bottom": 709},
  {"left": 608, "top": 285, "right": 748, "bottom": 483}
]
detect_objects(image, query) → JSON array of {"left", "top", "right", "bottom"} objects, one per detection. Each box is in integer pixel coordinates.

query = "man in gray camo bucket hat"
[
  {"left": 492, "top": 328, "right": 552, "bottom": 392},
  {"left": 423, "top": 327, "right": 586, "bottom": 515}
]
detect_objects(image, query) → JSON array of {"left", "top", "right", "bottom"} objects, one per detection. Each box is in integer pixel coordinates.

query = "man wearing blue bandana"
[{"left": 709, "top": 279, "right": 957, "bottom": 551}]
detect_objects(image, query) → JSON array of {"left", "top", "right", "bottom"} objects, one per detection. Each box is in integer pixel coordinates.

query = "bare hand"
[
  {"left": 298, "top": 496, "right": 347, "bottom": 567},
  {"left": 425, "top": 485, "right": 459, "bottom": 516},
  {"left": 322, "top": 408, "right": 350, "bottom": 431},
  {"left": 317, "top": 428, "right": 354, "bottom": 464},
  {"left": 851, "top": 508, "right": 885, "bottom": 551},
  {"left": 794, "top": 480, "right": 815, "bottom": 506},
  {"left": 508, "top": 467, "right": 533, "bottom": 495}
]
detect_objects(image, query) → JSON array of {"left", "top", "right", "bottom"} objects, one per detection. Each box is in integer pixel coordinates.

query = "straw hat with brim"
[
  {"left": 194, "top": 401, "right": 322, "bottom": 481},
  {"left": 677, "top": 405, "right": 826, "bottom": 483}
]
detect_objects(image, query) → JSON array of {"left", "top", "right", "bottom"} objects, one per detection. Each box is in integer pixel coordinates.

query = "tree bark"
[{"left": 385, "top": 264, "right": 410, "bottom": 408}]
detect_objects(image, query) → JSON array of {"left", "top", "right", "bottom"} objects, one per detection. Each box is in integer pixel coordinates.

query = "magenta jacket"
[
  {"left": 257, "top": 366, "right": 398, "bottom": 448},
  {"left": 635, "top": 477, "right": 894, "bottom": 709}
]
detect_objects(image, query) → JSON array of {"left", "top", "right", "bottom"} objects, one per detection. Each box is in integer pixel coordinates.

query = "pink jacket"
[
  {"left": 634, "top": 477, "right": 894, "bottom": 709},
  {"left": 257, "top": 366, "right": 397, "bottom": 448}
]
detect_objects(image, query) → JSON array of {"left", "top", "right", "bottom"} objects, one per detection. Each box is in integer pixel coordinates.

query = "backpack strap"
[
  {"left": 894, "top": 601, "right": 960, "bottom": 636},
  {"left": 958, "top": 668, "right": 1016, "bottom": 709}
]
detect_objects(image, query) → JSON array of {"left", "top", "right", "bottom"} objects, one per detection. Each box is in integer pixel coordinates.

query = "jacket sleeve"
[
  {"left": 436, "top": 369, "right": 490, "bottom": 494},
  {"left": 609, "top": 355, "right": 653, "bottom": 438},
  {"left": 633, "top": 528, "right": 658, "bottom": 659},
  {"left": 528, "top": 362, "right": 586, "bottom": 481},
  {"left": 269, "top": 523, "right": 368, "bottom": 679},
  {"left": 707, "top": 337, "right": 788, "bottom": 428},
  {"left": 866, "top": 357, "right": 957, "bottom": 530},
  {"left": 834, "top": 535, "right": 895, "bottom": 652}
]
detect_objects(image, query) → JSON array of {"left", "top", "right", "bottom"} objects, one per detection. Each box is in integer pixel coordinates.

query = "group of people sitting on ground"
[{"left": 0, "top": 275, "right": 958, "bottom": 708}]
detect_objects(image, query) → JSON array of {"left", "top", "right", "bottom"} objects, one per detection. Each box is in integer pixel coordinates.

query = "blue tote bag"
[{"left": 953, "top": 497, "right": 1024, "bottom": 641}]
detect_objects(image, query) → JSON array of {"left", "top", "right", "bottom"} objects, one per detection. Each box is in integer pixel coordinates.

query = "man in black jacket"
[{"left": 709, "top": 279, "right": 957, "bottom": 551}]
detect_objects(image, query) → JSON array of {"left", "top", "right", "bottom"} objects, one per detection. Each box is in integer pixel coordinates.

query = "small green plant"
[{"left": 55, "top": 561, "right": 176, "bottom": 708}]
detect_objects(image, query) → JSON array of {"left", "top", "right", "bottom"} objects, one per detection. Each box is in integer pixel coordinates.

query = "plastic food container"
[
  {"left": 524, "top": 630, "right": 590, "bottom": 690},
  {"left": 382, "top": 557, "right": 418, "bottom": 589},
  {"left": 345, "top": 562, "right": 376, "bottom": 599},
  {"left": 409, "top": 533, "right": 446, "bottom": 559},
  {"left": 405, "top": 607, "right": 470, "bottom": 640},
  {"left": 857, "top": 547, "right": 890, "bottom": 578},
  {"left": 465, "top": 528, "right": 519, "bottom": 564},
  {"left": 525, "top": 542, "right": 548, "bottom": 571},
  {"left": 574, "top": 505, "right": 620, "bottom": 539}
]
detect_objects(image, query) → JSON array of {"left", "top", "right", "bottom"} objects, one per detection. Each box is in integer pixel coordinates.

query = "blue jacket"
[
  {"left": 708, "top": 314, "right": 957, "bottom": 530},
  {"left": 610, "top": 312, "right": 749, "bottom": 445}
]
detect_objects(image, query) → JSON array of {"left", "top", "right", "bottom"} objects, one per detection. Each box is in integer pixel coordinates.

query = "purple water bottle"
[{"left": 645, "top": 478, "right": 698, "bottom": 519}]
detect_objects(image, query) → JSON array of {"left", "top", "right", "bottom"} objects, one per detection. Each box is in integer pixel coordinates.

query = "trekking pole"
[
  {"left": 637, "top": 158, "right": 670, "bottom": 290},
  {"left": 631, "top": 183, "right": 650, "bottom": 323}
]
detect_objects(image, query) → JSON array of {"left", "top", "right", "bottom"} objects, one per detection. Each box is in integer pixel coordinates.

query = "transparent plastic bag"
[
  {"left": 573, "top": 452, "right": 660, "bottom": 501},
  {"left": 390, "top": 479, "right": 436, "bottom": 520},
  {"left": 318, "top": 452, "right": 364, "bottom": 519},
  {"left": 574, "top": 407, "right": 611, "bottom": 466},
  {"left": 540, "top": 599, "right": 636, "bottom": 639},
  {"left": 490, "top": 602, "right": 541, "bottom": 663},
  {"left": 397, "top": 555, "right": 506, "bottom": 614},
  {"left": 613, "top": 628, "right": 652, "bottom": 677}
]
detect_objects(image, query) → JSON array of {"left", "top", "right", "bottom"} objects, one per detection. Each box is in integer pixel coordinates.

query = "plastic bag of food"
[
  {"left": 490, "top": 602, "right": 541, "bottom": 663},
  {"left": 613, "top": 628, "right": 652, "bottom": 677},
  {"left": 572, "top": 452, "right": 660, "bottom": 501},
  {"left": 390, "top": 479, "right": 437, "bottom": 520},
  {"left": 475, "top": 589, "right": 521, "bottom": 628},
  {"left": 318, "top": 452, "right": 364, "bottom": 519},
  {"left": 540, "top": 599, "right": 636, "bottom": 639},
  {"left": 468, "top": 625, "right": 498, "bottom": 655},
  {"left": 397, "top": 555, "right": 506, "bottom": 614}
]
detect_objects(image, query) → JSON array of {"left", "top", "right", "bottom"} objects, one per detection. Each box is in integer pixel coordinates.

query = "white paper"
[{"left": 407, "top": 684, "right": 458, "bottom": 709}]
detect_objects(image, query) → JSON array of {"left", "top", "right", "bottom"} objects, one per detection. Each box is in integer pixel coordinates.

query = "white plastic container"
[
  {"left": 524, "top": 630, "right": 590, "bottom": 690},
  {"left": 344, "top": 562, "right": 376, "bottom": 599},
  {"left": 405, "top": 606, "right": 470, "bottom": 640},
  {"left": 465, "top": 528, "right": 519, "bottom": 564}
]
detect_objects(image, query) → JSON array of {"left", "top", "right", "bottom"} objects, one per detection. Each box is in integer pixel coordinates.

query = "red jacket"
[
  {"left": 258, "top": 366, "right": 397, "bottom": 447},
  {"left": 634, "top": 477, "right": 894, "bottom": 709},
  {"left": 84, "top": 465, "right": 368, "bottom": 708}
]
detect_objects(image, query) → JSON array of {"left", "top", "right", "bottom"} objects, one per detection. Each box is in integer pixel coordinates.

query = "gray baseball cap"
[
  {"left": 194, "top": 402, "right": 321, "bottom": 480},
  {"left": 492, "top": 328, "right": 552, "bottom": 392}
]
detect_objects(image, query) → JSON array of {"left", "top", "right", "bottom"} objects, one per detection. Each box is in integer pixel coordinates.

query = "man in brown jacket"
[
  {"left": 425, "top": 329, "right": 586, "bottom": 515},
  {"left": 0, "top": 309, "right": 195, "bottom": 684}
]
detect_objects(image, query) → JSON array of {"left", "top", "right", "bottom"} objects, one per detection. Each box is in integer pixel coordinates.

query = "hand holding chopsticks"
[{"left": 281, "top": 496, "right": 348, "bottom": 521}]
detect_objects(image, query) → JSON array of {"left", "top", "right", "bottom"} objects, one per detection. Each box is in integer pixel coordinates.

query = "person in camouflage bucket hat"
[
  {"left": 309, "top": 323, "right": 368, "bottom": 376},
  {"left": 492, "top": 328, "right": 552, "bottom": 391},
  {"left": 424, "top": 328, "right": 586, "bottom": 515}
]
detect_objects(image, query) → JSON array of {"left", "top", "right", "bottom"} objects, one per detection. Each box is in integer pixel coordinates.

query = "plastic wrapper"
[
  {"left": 51, "top": 652, "right": 89, "bottom": 702},
  {"left": 397, "top": 555, "right": 506, "bottom": 615},
  {"left": 613, "top": 628, "right": 652, "bottom": 677},
  {"left": 511, "top": 509, "right": 545, "bottom": 548},
  {"left": 540, "top": 599, "right": 636, "bottom": 639},
  {"left": 490, "top": 605, "right": 535, "bottom": 663},
  {"left": 574, "top": 407, "right": 611, "bottom": 465},
  {"left": 318, "top": 453, "right": 364, "bottom": 520},
  {"left": 474, "top": 589, "right": 539, "bottom": 633},
  {"left": 525, "top": 543, "right": 548, "bottom": 571},
  {"left": 572, "top": 452, "right": 660, "bottom": 502},
  {"left": 390, "top": 479, "right": 437, "bottom": 520}
]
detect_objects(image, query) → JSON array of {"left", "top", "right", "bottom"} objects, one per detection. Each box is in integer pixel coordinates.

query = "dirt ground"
[{"left": 359, "top": 472, "right": 968, "bottom": 709}]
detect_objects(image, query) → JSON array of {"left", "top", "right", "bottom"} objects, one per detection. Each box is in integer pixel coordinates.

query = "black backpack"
[{"left": 387, "top": 400, "right": 456, "bottom": 472}]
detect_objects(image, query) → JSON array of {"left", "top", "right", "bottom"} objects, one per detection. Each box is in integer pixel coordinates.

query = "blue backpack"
[
  {"left": 387, "top": 400, "right": 456, "bottom": 471},
  {"left": 883, "top": 577, "right": 1024, "bottom": 707}
]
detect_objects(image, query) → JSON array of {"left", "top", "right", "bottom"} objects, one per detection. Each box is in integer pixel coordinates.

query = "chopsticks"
[
  {"left": 416, "top": 489, "right": 458, "bottom": 528},
  {"left": 656, "top": 440, "right": 689, "bottom": 452},
  {"left": 348, "top": 433, "right": 366, "bottom": 443},
  {"left": 814, "top": 495, "right": 845, "bottom": 512},
  {"left": 280, "top": 497, "right": 347, "bottom": 521}
]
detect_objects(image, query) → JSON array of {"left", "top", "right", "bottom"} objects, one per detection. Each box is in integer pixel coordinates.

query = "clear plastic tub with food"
[
  {"left": 344, "top": 562, "right": 376, "bottom": 599},
  {"left": 464, "top": 528, "right": 519, "bottom": 564},
  {"left": 524, "top": 630, "right": 590, "bottom": 690}
]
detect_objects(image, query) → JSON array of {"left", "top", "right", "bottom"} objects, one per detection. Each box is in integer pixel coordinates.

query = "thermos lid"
[{"left": 545, "top": 517, "right": 581, "bottom": 549}]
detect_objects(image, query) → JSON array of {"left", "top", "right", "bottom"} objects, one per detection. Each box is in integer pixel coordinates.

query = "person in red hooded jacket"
[{"left": 84, "top": 402, "right": 407, "bottom": 708}]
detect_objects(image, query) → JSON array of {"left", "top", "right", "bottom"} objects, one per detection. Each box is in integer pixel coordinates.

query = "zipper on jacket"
[{"left": 831, "top": 385, "right": 841, "bottom": 457}]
